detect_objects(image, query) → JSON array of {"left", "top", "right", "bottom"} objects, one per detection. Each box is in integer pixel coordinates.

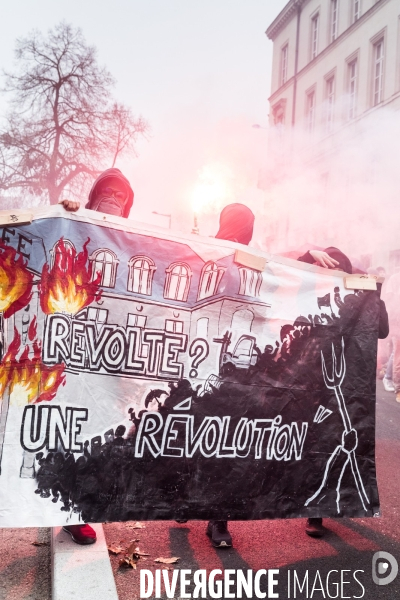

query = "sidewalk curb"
[{"left": 51, "top": 524, "right": 118, "bottom": 600}]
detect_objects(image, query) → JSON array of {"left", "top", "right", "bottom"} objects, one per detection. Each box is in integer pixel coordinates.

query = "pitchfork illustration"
[{"left": 306, "top": 338, "right": 370, "bottom": 512}]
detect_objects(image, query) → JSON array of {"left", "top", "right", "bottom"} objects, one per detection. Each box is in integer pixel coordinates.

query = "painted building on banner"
[
  {"left": 266, "top": 0, "right": 400, "bottom": 270},
  {"left": 0, "top": 219, "right": 271, "bottom": 384}
]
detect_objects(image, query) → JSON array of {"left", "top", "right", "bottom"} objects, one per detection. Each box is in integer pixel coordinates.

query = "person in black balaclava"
[
  {"left": 60, "top": 168, "right": 134, "bottom": 218},
  {"left": 59, "top": 168, "right": 133, "bottom": 546}
]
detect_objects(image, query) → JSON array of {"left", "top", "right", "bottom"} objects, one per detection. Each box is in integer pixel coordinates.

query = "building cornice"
[
  {"left": 266, "top": 0, "right": 307, "bottom": 40},
  {"left": 268, "top": 0, "right": 391, "bottom": 102},
  {"left": 270, "top": 77, "right": 295, "bottom": 105}
]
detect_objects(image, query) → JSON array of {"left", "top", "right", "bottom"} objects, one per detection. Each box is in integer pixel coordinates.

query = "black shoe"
[
  {"left": 305, "top": 518, "right": 325, "bottom": 538},
  {"left": 206, "top": 520, "right": 232, "bottom": 548}
]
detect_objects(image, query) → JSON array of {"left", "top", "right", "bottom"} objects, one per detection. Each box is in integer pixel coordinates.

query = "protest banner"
[{"left": 0, "top": 206, "right": 381, "bottom": 526}]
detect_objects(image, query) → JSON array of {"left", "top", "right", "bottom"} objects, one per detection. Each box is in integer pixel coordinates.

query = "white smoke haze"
[
  {"left": 3, "top": 101, "right": 399, "bottom": 276},
  {"left": 257, "top": 108, "right": 400, "bottom": 271},
  {"left": 127, "top": 105, "right": 400, "bottom": 275},
  {"left": 127, "top": 115, "right": 269, "bottom": 239},
  {"left": 136, "top": 106, "right": 400, "bottom": 273}
]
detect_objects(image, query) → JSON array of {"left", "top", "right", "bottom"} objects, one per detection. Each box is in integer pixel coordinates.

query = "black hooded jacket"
[
  {"left": 86, "top": 168, "right": 134, "bottom": 218},
  {"left": 298, "top": 246, "right": 353, "bottom": 274},
  {"left": 298, "top": 247, "right": 389, "bottom": 339}
]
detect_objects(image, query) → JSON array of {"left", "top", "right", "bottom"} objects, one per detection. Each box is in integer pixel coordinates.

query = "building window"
[
  {"left": 165, "top": 319, "right": 184, "bottom": 334},
  {"left": 306, "top": 90, "right": 316, "bottom": 133},
  {"left": 86, "top": 307, "right": 108, "bottom": 333},
  {"left": 87, "top": 307, "right": 108, "bottom": 323},
  {"left": 330, "top": 0, "right": 339, "bottom": 42},
  {"left": 352, "top": 0, "right": 360, "bottom": 24},
  {"left": 164, "top": 262, "right": 191, "bottom": 302},
  {"left": 272, "top": 99, "right": 286, "bottom": 127},
  {"left": 348, "top": 59, "right": 358, "bottom": 119},
  {"left": 197, "top": 262, "right": 225, "bottom": 300},
  {"left": 127, "top": 313, "right": 147, "bottom": 328},
  {"left": 196, "top": 317, "right": 209, "bottom": 339},
  {"left": 281, "top": 44, "right": 288, "bottom": 85},
  {"left": 75, "top": 307, "right": 108, "bottom": 329},
  {"left": 373, "top": 38, "right": 384, "bottom": 106},
  {"left": 231, "top": 308, "right": 254, "bottom": 332},
  {"left": 89, "top": 249, "right": 118, "bottom": 288},
  {"left": 311, "top": 14, "right": 319, "bottom": 60},
  {"left": 50, "top": 239, "right": 75, "bottom": 269},
  {"left": 326, "top": 76, "right": 335, "bottom": 131},
  {"left": 238, "top": 268, "right": 262, "bottom": 297},
  {"left": 127, "top": 256, "right": 156, "bottom": 295}
]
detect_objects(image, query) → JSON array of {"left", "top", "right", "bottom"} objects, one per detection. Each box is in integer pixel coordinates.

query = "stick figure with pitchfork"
[{"left": 305, "top": 338, "right": 370, "bottom": 513}]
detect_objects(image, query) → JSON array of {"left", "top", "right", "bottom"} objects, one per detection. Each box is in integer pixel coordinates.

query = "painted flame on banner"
[
  {"left": 0, "top": 319, "right": 65, "bottom": 407},
  {"left": 0, "top": 242, "right": 33, "bottom": 319},
  {"left": 40, "top": 238, "right": 101, "bottom": 315}
]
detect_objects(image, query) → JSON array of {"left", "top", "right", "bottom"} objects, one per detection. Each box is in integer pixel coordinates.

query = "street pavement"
[
  {"left": 104, "top": 379, "right": 400, "bottom": 599},
  {"left": 0, "top": 527, "right": 50, "bottom": 600}
]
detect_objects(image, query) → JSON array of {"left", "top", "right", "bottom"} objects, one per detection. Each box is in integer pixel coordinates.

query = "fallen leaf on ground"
[
  {"left": 118, "top": 544, "right": 150, "bottom": 569},
  {"left": 154, "top": 557, "right": 180, "bottom": 564},
  {"left": 119, "top": 556, "right": 138, "bottom": 569},
  {"left": 31, "top": 541, "right": 49, "bottom": 547},
  {"left": 127, "top": 522, "right": 145, "bottom": 529},
  {"left": 126, "top": 542, "right": 149, "bottom": 556},
  {"left": 107, "top": 545, "right": 123, "bottom": 555}
]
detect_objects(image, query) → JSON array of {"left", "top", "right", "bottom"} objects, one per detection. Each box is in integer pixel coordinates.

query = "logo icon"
[{"left": 372, "top": 551, "right": 398, "bottom": 585}]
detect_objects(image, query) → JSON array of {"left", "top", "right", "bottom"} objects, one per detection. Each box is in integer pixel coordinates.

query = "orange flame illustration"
[
  {"left": 0, "top": 319, "right": 65, "bottom": 406},
  {"left": 40, "top": 238, "right": 101, "bottom": 315},
  {"left": 0, "top": 242, "right": 33, "bottom": 318}
]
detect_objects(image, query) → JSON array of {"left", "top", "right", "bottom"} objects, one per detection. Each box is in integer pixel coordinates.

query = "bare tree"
[{"left": 0, "top": 22, "right": 148, "bottom": 204}]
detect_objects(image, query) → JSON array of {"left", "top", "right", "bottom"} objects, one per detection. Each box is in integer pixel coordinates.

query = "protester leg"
[
  {"left": 63, "top": 524, "right": 97, "bottom": 545},
  {"left": 377, "top": 338, "right": 390, "bottom": 379},
  {"left": 392, "top": 338, "right": 400, "bottom": 403},
  {"left": 305, "top": 518, "right": 325, "bottom": 538},
  {"left": 383, "top": 349, "right": 395, "bottom": 392},
  {"left": 206, "top": 520, "right": 232, "bottom": 548}
]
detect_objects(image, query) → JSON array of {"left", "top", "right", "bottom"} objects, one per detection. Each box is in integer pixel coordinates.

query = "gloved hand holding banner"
[{"left": 0, "top": 206, "right": 381, "bottom": 527}]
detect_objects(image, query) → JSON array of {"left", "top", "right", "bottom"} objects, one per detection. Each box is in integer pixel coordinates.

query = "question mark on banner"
[{"left": 189, "top": 339, "right": 209, "bottom": 378}]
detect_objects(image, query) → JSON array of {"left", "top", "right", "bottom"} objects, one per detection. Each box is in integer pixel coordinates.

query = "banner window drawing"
[
  {"left": 0, "top": 206, "right": 381, "bottom": 527},
  {"left": 128, "top": 256, "right": 156, "bottom": 295}
]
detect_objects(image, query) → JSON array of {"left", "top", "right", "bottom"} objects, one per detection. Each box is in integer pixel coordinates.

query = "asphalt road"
[
  {"left": 0, "top": 527, "right": 50, "bottom": 600},
  {"left": 104, "top": 379, "right": 400, "bottom": 600}
]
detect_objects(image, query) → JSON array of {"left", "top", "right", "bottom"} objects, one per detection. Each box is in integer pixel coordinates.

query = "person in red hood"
[
  {"left": 215, "top": 202, "right": 255, "bottom": 245},
  {"left": 210, "top": 203, "right": 255, "bottom": 548},
  {"left": 60, "top": 168, "right": 134, "bottom": 218},
  {"left": 175, "top": 203, "right": 255, "bottom": 548},
  {"left": 59, "top": 169, "right": 133, "bottom": 545}
]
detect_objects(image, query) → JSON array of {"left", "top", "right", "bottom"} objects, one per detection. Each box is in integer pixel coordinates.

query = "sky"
[{"left": 0, "top": 0, "right": 288, "bottom": 233}]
